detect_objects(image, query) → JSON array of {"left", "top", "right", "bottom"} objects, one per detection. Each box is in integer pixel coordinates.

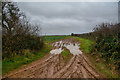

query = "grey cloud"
[{"left": 17, "top": 2, "right": 118, "bottom": 35}]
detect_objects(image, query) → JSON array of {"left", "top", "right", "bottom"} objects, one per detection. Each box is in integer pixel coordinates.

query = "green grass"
[
  {"left": 2, "top": 42, "right": 52, "bottom": 75},
  {"left": 2, "top": 35, "right": 68, "bottom": 75},
  {"left": 0, "top": 60, "right": 2, "bottom": 77},
  {"left": 44, "top": 36, "right": 94, "bottom": 54},
  {"left": 72, "top": 36, "right": 119, "bottom": 78},
  {"left": 44, "top": 36, "right": 68, "bottom": 42},
  {"left": 96, "top": 63, "right": 118, "bottom": 78},
  {"left": 61, "top": 49, "right": 72, "bottom": 62},
  {"left": 3, "top": 35, "right": 118, "bottom": 78},
  {"left": 73, "top": 36, "right": 119, "bottom": 78},
  {"left": 73, "top": 37, "right": 94, "bottom": 53},
  {"left": 86, "top": 53, "right": 119, "bottom": 78}
]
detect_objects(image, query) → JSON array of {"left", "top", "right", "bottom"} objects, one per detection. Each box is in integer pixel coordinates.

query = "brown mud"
[{"left": 2, "top": 38, "right": 102, "bottom": 78}]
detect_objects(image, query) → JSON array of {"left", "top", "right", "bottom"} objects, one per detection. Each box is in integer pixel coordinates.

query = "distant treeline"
[
  {"left": 72, "top": 23, "right": 120, "bottom": 73},
  {"left": 2, "top": 2, "right": 44, "bottom": 59}
]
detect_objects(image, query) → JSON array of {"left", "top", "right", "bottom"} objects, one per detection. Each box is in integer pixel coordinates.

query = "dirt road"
[{"left": 3, "top": 38, "right": 101, "bottom": 78}]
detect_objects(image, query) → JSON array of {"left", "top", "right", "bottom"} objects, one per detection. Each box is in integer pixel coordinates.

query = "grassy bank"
[
  {"left": 73, "top": 37, "right": 119, "bottom": 78},
  {"left": 73, "top": 37, "right": 94, "bottom": 53},
  {"left": 85, "top": 53, "right": 119, "bottom": 78},
  {"left": 2, "top": 42, "right": 52, "bottom": 75}
]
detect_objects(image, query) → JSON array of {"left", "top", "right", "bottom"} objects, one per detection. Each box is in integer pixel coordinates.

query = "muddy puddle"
[{"left": 50, "top": 39, "right": 82, "bottom": 55}]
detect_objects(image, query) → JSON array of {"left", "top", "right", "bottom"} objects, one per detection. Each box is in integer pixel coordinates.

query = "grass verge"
[
  {"left": 72, "top": 36, "right": 94, "bottom": 53},
  {"left": 85, "top": 53, "right": 119, "bottom": 78},
  {"left": 73, "top": 36, "right": 119, "bottom": 78},
  {"left": 0, "top": 60, "right": 1, "bottom": 77},
  {"left": 2, "top": 36, "right": 70, "bottom": 75},
  {"left": 2, "top": 42, "right": 52, "bottom": 75}
]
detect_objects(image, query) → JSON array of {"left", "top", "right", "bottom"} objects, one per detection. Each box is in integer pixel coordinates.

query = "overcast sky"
[{"left": 17, "top": 2, "right": 118, "bottom": 35}]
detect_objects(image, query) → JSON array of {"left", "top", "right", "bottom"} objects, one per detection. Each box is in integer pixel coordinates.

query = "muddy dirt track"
[{"left": 3, "top": 38, "right": 102, "bottom": 78}]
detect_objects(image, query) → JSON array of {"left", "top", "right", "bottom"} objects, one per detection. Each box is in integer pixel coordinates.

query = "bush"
[
  {"left": 2, "top": 2, "right": 44, "bottom": 59},
  {"left": 72, "top": 23, "right": 120, "bottom": 72},
  {"left": 93, "top": 23, "right": 120, "bottom": 72}
]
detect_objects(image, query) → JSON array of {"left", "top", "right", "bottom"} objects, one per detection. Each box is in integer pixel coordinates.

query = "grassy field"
[{"left": 43, "top": 36, "right": 68, "bottom": 42}]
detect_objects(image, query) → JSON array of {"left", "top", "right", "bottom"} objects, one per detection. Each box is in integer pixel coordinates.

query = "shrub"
[{"left": 2, "top": 2, "right": 44, "bottom": 59}]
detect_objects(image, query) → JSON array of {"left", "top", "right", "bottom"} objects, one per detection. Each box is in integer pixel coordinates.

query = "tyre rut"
[{"left": 2, "top": 38, "right": 102, "bottom": 78}]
